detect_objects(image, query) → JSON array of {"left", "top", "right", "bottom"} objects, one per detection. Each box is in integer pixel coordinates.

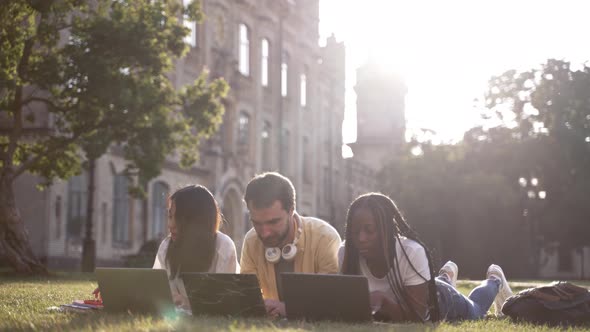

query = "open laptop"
[
  {"left": 181, "top": 273, "right": 266, "bottom": 317},
  {"left": 95, "top": 268, "right": 175, "bottom": 315},
  {"left": 280, "top": 273, "right": 372, "bottom": 322}
]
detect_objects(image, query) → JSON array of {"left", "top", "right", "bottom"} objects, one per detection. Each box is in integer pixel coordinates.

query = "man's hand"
[{"left": 264, "top": 299, "right": 286, "bottom": 317}]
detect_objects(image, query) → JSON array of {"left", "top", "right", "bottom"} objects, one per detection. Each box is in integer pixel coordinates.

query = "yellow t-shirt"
[{"left": 240, "top": 214, "right": 342, "bottom": 300}]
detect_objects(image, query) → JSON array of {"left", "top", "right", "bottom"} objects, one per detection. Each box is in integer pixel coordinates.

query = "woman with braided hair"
[{"left": 339, "top": 193, "right": 514, "bottom": 322}]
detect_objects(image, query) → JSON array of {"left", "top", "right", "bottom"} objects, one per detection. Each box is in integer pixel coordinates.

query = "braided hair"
[{"left": 341, "top": 193, "right": 440, "bottom": 322}]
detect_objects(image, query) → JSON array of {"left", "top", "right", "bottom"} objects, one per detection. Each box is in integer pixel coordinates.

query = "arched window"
[
  {"left": 112, "top": 174, "right": 130, "bottom": 244},
  {"left": 183, "top": 0, "right": 197, "bottom": 47},
  {"left": 261, "top": 121, "right": 272, "bottom": 170},
  {"left": 238, "top": 111, "right": 250, "bottom": 146},
  {"left": 303, "top": 137, "right": 312, "bottom": 183},
  {"left": 261, "top": 39, "right": 269, "bottom": 86},
  {"left": 280, "top": 128, "right": 290, "bottom": 173},
  {"left": 238, "top": 23, "right": 250, "bottom": 76},
  {"left": 151, "top": 181, "right": 169, "bottom": 240},
  {"left": 67, "top": 174, "right": 87, "bottom": 241},
  {"left": 300, "top": 73, "right": 307, "bottom": 107},
  {"left": 281, "top": 51, "right": 289, "bottom": 97}
]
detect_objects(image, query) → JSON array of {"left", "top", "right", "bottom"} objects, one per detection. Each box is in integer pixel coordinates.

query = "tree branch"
[
  {"left": 21, "top": 96, "right": 68, "bottom": 113},
  {"left": 10, "top": 135, "right": 80, "bottom": 181},
  {"left": 9, "top": 116, "right": 123, "bottom": 181},
  {"left": 0, "top": 128, "right": 50, "bottom": 136}
]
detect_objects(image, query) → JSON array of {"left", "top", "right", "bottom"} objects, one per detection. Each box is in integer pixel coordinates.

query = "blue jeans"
[{"left": 436, "top": 274, "right": 500, "bottom": 321}]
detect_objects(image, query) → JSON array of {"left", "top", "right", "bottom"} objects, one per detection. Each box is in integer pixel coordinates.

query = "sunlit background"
[{"left": 319, "top": 0, "right": 590, "bottom": 149}]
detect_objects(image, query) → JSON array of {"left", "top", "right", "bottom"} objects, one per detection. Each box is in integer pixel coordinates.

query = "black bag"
[{"left": 501, "top": 281, "right": 590, "bottom": 326}]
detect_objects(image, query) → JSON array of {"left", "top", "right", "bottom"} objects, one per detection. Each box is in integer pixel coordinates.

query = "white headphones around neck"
[{"left": 265, "top": 215, "right": 302, "bottom": 264}]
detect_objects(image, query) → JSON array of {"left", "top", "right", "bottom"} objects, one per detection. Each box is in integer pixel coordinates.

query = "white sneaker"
[
  {"left": 486, "top": 264, "right": 513, "bottom": 317},
  {"left": 439, "top": 260, "right": 458, "bottom": 288}
]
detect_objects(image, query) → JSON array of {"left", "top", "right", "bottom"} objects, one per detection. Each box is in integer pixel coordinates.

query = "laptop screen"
[
  {"left": 96, "top": 268, "right": 175, "bottom": 315},
  {"left": 181, "top": 273, "right": 266, "bottom": 317},
  {"left": 280, "top": 273, "right": 372, "bottom": 322}
]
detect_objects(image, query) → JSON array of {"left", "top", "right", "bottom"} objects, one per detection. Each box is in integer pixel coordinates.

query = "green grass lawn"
[{"left": 1, "top": 271, "right": 589, "bottom": 332}]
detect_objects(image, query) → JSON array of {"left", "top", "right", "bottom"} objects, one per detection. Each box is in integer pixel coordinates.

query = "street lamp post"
[{"left": 518, "top": 175, "right": 546, "bottom": 278}]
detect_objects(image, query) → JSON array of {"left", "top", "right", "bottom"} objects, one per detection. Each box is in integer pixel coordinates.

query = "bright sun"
[{"left": 321, "top": 0, "right": 590, "bottom": 146}]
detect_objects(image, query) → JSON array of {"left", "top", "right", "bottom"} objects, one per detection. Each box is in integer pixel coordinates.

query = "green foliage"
[
  {"left": 378, "top": 140, "right": 528, "bottom": 278},
  {"left": 0, "top": 0, "right": 227, "bottom": 192},
  {"left": 378, "top": 59, "right": 590, "bottom": 278},
  {"left": 484, "top": 59, "right": 590, "bottom": 249}
]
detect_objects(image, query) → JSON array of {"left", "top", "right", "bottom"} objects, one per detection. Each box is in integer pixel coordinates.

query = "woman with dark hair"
[
  {"left": 339, "top": 193, "right": 513, "bottom": 322},
  {"left": 152, "top": 184, "right": 239, "bottom": 309}
]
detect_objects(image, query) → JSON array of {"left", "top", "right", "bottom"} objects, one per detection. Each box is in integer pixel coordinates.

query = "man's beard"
[{"left": 260, "top": 216, "right": 291, "bottom": 248}]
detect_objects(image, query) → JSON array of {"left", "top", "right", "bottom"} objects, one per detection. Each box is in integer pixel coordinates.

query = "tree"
[
  {"left": 477, "top": 59, "right": 590, "bottom": 277},
  {"left": 0, "top": 0, "right": 228, "bottom": 274},
  {"left": 377, "top": 59, "right": 590, "bottom": 278},
  {"left": 485, "top": 59, "right": 590, "bottom": 254},
  {"left": 378, "top": 139, "right": 528, "bottom": 278}
]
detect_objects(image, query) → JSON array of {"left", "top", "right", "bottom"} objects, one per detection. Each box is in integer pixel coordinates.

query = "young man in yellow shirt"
[{"left": 240, "top": 172, "right": 342, "bottom": 317}]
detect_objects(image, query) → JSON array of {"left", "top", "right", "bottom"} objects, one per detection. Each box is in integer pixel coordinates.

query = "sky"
[{"left": 318, "top": 0, "right": 590, "bottom": 147}]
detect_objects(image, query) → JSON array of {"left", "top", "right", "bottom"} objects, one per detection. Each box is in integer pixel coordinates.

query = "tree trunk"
[
  {"left": 0, "top": 176, "right": 47, "bottom": 274},
  {"left": 81, "top": 158, "right": 96, "bottom": 272}
]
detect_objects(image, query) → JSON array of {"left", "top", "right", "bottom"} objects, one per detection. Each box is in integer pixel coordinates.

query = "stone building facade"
[{"left": 14, "top": 0, "right": 347, "bottom": 268}]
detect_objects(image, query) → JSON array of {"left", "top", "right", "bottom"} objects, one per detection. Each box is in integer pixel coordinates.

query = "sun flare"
[{"left": 320, "top": 0, "right": 590, "bottom": 145}]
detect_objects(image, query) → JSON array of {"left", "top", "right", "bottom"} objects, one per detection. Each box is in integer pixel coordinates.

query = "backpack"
[{"left": 501, "top": 281, "right": 590, "bottom": 326}]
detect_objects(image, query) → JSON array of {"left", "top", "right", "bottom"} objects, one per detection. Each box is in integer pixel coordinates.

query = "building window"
[
  {"left": 281, "top": 52, "right": 288, "bottom": 97},
  {"left": 183, "top": 0, "right": 197, "bottom": 47},
  {"left": 67, "top": 174, "right": 87, "bottom": 241},
  {"left": 112, "top": 174, "right": 130, "bottom": 245},
  {"left": 280, "top": 128, "right": 290, "bottom": 173},
  {"left": 238, "top": 23, "right": 250, "bottom": 76},
  {"left": 261, "top": 39, "right": 269, "bottom": 87},
  {"left": 151, "top": 181, "right": 169, "bottom": 240},
  {"left": 303, "top": 137, "right": 311, "bottom": 183},
  {"left": 300, "top": 73, "right": 307, "bottom": 107},
  {"left": 238, "top": 111, "right": 250, "bottom": 145},
  {"left": 261, "top": 121, "right": 272, "bottom": 170}
]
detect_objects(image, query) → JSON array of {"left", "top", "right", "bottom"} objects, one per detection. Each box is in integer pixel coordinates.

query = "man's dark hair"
[{"left": 244, "top": 172, "right": 296, "bottom": 212}]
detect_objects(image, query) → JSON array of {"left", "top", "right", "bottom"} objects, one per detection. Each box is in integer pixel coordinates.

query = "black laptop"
[
  {"left": 280, "top": 273, "right": 372, "bottom": 322},
  {"left": 95, "top": 268, "right": 175, "bottom": 315},
  {"left": 181, "top": 273, "right": 266, "bottom": 317}
]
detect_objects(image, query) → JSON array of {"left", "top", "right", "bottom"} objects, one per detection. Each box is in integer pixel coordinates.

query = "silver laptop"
[
  {"left": 96, "top": 268, "right": 175, "bottom": 315},
  {"left": 280, "top": 273, "right": 372, "bottom": 322}
]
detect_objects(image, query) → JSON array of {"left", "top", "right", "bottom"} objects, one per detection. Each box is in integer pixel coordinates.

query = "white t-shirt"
[
  {"left": 338, "top": 237, "right": 431, "bottom": 301},
  {"left": 153, "top": 231, "right": 240, "bottom": 308}
]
